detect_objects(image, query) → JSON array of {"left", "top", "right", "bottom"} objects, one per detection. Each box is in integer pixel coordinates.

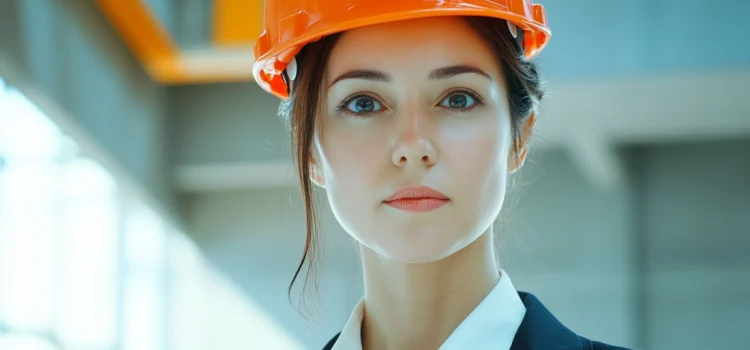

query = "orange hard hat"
[{"left": 253, "top": 0, "right": 551, "bottom": 100}]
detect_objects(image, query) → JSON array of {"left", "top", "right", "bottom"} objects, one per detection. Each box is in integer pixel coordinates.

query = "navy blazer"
[{"left": 322, "top": 291, "right": 632, "bottom": 350}]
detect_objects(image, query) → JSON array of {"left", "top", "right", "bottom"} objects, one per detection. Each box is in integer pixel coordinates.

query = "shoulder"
[
  {"left": 579, "top": 336, "right": 633, "bottom": 350},
  {"left": 322, "top": 333, "right": 340, "bottom": 350},
  {"left": 514, "top": 291, "right": 634, "bottom": 350}
]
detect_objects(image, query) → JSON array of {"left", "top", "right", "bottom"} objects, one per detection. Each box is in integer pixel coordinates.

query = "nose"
[{"left": 391, "top": 113, "right": 437, "bottom": 168}]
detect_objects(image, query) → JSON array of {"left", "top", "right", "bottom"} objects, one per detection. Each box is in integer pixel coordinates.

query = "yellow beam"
[
  {"left": 212, "top": 0, "right": 263, "bottom": 46},
  {"left": 93, "top": 0, "right": 257, "bottom": 84},
  {"left": 92, "top": 0, "right": 178, "bottom": 76}
]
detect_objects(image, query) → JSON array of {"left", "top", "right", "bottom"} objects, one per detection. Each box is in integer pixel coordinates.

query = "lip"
[{"left": 383, "top": 185, "right": 449, "bottom": 213}]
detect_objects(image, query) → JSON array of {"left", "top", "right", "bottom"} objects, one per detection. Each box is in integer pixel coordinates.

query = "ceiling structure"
[{"left": 93, "top": 0, "right": 261, "bottom": 84}]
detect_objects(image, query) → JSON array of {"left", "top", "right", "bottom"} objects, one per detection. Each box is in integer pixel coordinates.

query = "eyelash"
[{"left": 335, "top": 88, "right": 485, "bottom": 117}]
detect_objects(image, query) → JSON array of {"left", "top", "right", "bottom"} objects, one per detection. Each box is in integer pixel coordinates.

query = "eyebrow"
[
  {"left": 328, "top": 64, "right": 491, "bottom": 88},
  {"left": 328, "top": 70, "right": 391, "bottom": 88},
  {"left": 429, "top": 65, "right": 492, "bottom": 80}
]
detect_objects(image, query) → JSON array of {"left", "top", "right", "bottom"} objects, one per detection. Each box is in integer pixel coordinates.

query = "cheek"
[
  {"left": 441, "top": 114, "right": 512, "bottom": 220},
  {"left": 318, "top": 121, "right": 386, "bottom": 192},
  {"left": 316, "top": 121, "right": 389, "bottom": 238},
  {"left": 442, "top": 116, "right": 511, "bottom": 181}
]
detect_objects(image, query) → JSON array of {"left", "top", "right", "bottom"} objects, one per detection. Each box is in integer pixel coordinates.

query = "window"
[
  {"left": 0, "top": 76, "right": 304, "bottom": 349},
  {"left": 0, "top": 76, "right": 64, "bottom": 347}
]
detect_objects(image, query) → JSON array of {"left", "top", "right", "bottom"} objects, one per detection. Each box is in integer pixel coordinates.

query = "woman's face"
[{"left": 313, "top": 16, "right": 520, "bottom": 263}]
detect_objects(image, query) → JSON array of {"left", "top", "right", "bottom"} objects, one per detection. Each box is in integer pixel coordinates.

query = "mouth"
[{"left": 383, "top": 185, "right": 449, "bottom": 213}]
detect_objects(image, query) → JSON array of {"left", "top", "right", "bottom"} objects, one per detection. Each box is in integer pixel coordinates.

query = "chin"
[{"left": 368, "top": 225, "right": 469, "bottom": 264}]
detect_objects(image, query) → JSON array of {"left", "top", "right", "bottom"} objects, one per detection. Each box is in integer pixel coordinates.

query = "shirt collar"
[{"left": 331, "top": 269, "right": 526, "bottom": 350}]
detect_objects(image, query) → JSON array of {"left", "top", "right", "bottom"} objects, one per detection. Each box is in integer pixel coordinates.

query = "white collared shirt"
[{"left": 331, "top": 270, "right": 526, "bottom": 350}]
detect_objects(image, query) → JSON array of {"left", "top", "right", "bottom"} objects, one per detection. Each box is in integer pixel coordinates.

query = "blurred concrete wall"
[
  {"left": 536, "top": 0, "right": 750, "bottom": 81},
  {"left": 170, "top": 82, "right": 290, "bottom": 166},
  {"left": 635, "top": 140, "right": 750, "bottom": 349}
]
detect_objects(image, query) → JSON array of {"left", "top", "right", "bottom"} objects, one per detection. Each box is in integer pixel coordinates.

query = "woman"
[{"left": 253, "top": 1, "right": 631, "bottom": 349}]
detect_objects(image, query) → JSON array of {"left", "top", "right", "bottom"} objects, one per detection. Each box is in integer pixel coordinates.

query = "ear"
[
  {"left": 508, "top": 113, "right": 536, "bottom": 174},
  {"left": 309, "top": 155, "right": 327, "bottom": 188}
]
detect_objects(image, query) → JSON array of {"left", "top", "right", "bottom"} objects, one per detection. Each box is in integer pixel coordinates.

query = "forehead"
[{"left": 327, "top": 17, "right": 498, "bottom": 75}]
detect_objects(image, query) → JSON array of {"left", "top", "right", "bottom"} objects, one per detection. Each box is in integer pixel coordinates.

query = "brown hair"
[{"left": 277, "top": 16, "right": 544, "bottom": 312}]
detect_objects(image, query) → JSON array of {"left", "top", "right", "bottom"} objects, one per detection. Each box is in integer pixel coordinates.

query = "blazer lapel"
[{"left": 510, "top": 292, "right": 584, "bottom": 350}]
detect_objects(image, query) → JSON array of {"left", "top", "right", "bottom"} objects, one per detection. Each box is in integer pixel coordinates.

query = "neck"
[{"left": 359, "top": 229, "right": 500, "bottom": 350}]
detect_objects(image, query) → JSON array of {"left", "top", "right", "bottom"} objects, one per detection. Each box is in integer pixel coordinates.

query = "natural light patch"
[
  {"left": 122, "top": 200, "right": 167, "bottom": 350},
  {"left": 0, "top": 83, "right": 58, "bottom": 332},
  {"left": 169, "top": 233, "right": 205, "bottom": 350},
  {"left": 123, "top": 272, "right": 164, "bottom": 350},
  {"left": 58, "top": 158, "right": 119, "bottom": 349},
  {"left": 125, "top": 201, "right": 167, "bottom": 269},
  {"left": 0, "top": 334, "right": 58, "bottom": 350},
  {"left": 0, "top": 76, "right": 306, "bottom": 349},
  {"left": 0, "top": 202, "right": 56, "bottom": 331},
  {"left": 202, "top": 272, "right": 306, "bottom": 350},
  {"left": 59, "top": 158, "right": 118, "bottom": 198},
  {"left": 0, "top": 88, "right": 62, "bottom": 161}
]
